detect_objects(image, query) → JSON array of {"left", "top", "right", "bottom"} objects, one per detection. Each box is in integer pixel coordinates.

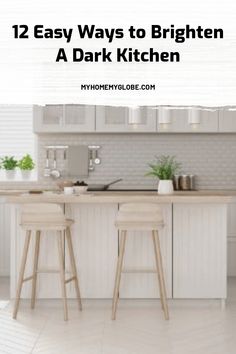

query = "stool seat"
[
  {"left": 115, "top": 213, "right": 163, "bottom": 231},
  {"left": 115, "top": 203, "right": 164, "bottom": 231},
  {"left": 20, "top": 219, "right": 74, "bottom": 231},
  {"left": 112, "top": 203, "right": 169, "bottom": 321}
]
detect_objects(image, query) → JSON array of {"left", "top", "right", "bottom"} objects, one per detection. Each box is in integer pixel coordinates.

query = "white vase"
[
  {"left": 20, "top": 170, "right": 32, "bottom": 180},
  {"left": 5, "top": 170, "right": 16, "bottom": 180},
  {"left": 158, "top": 180, "right": 174, "bottom": 195}
]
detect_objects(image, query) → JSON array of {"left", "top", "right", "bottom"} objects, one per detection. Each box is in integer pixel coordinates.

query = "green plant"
[
  {"left": 146, "top": 155, "right": 181, "bottom": 180},
  {"left": 18, "top": 154, "right": 35, "bottom": 170},
  {"left": 1, "top": 156, "right": 18, "bottom": 170}
]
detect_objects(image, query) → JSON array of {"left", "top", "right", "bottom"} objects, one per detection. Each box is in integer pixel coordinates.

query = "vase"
[
  {"left": 5, "top": 170, "right": 16, "bottom": 180},
  {"left": 158, "top": 180, "right": 174, "bottom": 194},
  {"left": 20, "top": 170, "right": 32, "bottom": 180}
]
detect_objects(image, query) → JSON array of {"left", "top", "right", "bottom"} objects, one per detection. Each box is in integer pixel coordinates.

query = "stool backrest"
[{"left": 21, "top": 203, "right": 66, "bottom": 224}]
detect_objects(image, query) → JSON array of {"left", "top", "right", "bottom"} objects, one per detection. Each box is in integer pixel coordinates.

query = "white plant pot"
[
  {"left": 5, "top": 170, "right": 16, "bottom": 180},
  {"left": 158, "top": 180, "right": 174, "bottom": 195},
  {"left": 20, "top": 170, "right": 32, "bottom": 180}
]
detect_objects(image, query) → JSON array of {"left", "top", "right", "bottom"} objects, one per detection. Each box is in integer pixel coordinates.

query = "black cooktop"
[{"left": 102, "top": 189, "right": 156, "bottom": 192}]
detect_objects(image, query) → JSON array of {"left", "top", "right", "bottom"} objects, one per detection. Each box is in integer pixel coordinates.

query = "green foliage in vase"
[
  {"left": 146, "top": 155, "right": 181, "bottom": 180},
  {"left": 18, "top": 154, "right": 35, "bottom": 170},
  {"left": 1, "top": 156, "right": 18, "bottom": 170}
]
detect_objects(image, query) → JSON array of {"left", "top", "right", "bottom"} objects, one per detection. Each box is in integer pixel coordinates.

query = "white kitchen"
[{"left": 0, "top": 104, "right": 236, "bottom": 353}]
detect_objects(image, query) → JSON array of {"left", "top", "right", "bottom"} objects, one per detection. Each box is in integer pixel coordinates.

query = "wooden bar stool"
[
  {"left": 13, "top": 203, "right": 82, "bottom": 321},
  {"left": 112, "top": 203, "right": 169, "bottom": 320}
]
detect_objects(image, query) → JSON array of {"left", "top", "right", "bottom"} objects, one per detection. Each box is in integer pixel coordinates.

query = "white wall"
[{"left": 0, "top": 201, "right": 10, "bottom": 276}]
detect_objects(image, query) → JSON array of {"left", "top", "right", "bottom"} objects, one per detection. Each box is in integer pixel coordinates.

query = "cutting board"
[{"left": 67, "top": 145, "right": 89, "bottom": 178}]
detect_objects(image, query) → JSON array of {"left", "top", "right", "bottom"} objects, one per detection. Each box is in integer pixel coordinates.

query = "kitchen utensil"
[
  {"left": 93, "top": 149, "right": 101, "bottom": 165},
  {"left": 173, "top": 175, "right": 180, "bottom": 191},
  {"left": 44, "top": 150, "right": 51, "bottom": 177},
  {"left": 57, "top": 180, "right": 74, "bottom": 190},
  {"left": 50, "top": 150, "right": 61, "bottom": 179},
  {"left": 68, "top": 146, "right": 89, "bottom": 177},
  {"left": 179, "top": 175, "right": 191, "bottom": 190},
  {"left": 29, "top": 190, "right": 43, "bottom": 194},
  {"left": 189, "top": 175, "right": 195, "bottom": 190},
  {"left": 60, "top": 149, "right": 67, "bottom": 178},
  {"left": 87, "top": 178, "right": 123, "bottom": 191},
  {"left": 73, "top": 186, "right": 88, "bottom": 195},
  {"left": 64, "top": 187, "right": 74, "bottom": 195},
  {"left": 89, "top": 149, "right": 94, "bottom": 171}
]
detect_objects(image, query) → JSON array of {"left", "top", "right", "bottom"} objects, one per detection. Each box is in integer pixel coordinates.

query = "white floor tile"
[{"left": 1, "top": 277, "right": 236, "bottom": 354}]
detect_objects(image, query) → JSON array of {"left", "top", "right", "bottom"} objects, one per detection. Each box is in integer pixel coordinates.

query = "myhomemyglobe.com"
[{"left": 81, "top": 84, "right": 156, "bottom": 91}]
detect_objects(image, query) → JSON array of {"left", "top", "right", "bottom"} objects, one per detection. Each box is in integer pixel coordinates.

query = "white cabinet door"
[
  {"left": 96, "top": 106, "right": 157, "bottom": 132},
  {"left": 227, "top": 202, "right": 236, "bottom": 276},
  {"left": 173, "top": 203, "right": 227, "bottom": 299},
  {"left": 157, "top": 108, "right": 188, "bottom": 132},
  {"left": 33, "top": 105, "right": 64, "bottom": 132},
  {"left": 96, "top": 106, "right": 128, "bottom": 132},
  {"left": 65, "top": 204, "right": 118, "bottom": 299},
  {"left": 157, "top": 108, "right": 218, "bottom": 133},
  {"left": 219, "top": 109, "right": 236, "bottom": 132},
  {"left": 119, "top": 204, "right": 172, "bottom": 298},
  {"left": 193, "top": 109, "right": 218, "bottom": 132},
  {"left": 64, "top": 105, "right": 95, "bottom": 132},
  {"left": 33, "top": 105, "right": 96, "bottom": 133}
]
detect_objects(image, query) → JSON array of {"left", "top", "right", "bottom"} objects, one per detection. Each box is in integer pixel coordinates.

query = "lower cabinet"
[
  {"left": 119, "top": 204, "right": 172, "bottom": 299},
  {"left": 65, "top": 204, "right": 118, "bottom": 299},
  {"left": 10, "top": 202, "right": 227, "bottom": 300},
  {"left": 66, "top": 203, "right": 172, "bottom": 299},
  {"left": 227, "top": 202, "right": 236, "bottom": 276},
  {"left": 0, "top": 202, "right": 10, "bottom": 276},
  {"left": 173, "top": 204, "right": 227, "bottom": 299}
]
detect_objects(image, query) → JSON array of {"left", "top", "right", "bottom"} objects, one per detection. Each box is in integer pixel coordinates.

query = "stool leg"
[
  {"left": 153, "top": 230, "right": 169, "bottom": 320},
  {"left": 152, "top": 231, "right": 164, "bottom": 311},
  {"left": 57, "top": 231, "right": 68, "bottom": 321},
  {"left": 13, "top": 230, "right": 31, "bottom": 319},
  {"left": 31, "top": 231, "right": 41, "bottom": 309},
  {"left": 112, "top": 230, "right": 126, "bottom": 320},
  {"left": 65, "top": 227, "right": 82, "bottom": 311}
]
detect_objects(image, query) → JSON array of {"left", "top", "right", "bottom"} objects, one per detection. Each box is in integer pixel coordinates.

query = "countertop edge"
[{"left": 3, "top": 192, "right": 234, "bottom": 204}]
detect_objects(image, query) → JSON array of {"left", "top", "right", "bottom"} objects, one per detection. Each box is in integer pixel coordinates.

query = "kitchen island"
[{"left": 4, "top": 191, "right": 232, "bottom": 303}]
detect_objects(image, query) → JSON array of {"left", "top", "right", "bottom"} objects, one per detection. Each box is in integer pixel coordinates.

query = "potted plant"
[
  {"left": 146, "top": 155, "right": 181, "bottom": 194},
  {"left": 18, "top": 154, "right": 35, "bottom": 180},
  {"left": 1, "top": 156, "right": 18, "bottom": 179}
]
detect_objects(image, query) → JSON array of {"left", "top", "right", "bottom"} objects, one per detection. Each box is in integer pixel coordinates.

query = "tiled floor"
[{"left": 1, "top": 277, "right": 236, "bottom": 354}]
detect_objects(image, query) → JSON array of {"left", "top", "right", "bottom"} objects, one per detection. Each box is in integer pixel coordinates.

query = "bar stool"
[
  {"left": 13, "top": 203, "right": 82, "bottom": 321},
  {"left": 112, "top": 203, "right": 169, "bottom": 320}
]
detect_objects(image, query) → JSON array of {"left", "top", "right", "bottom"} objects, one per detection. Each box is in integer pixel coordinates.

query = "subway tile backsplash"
[{"left": 1, "top": 133, "right": 236, "bottom": 190}]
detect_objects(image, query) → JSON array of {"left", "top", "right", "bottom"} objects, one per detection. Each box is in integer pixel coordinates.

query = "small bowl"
[
  {"left": 73, "top": 186, "right": 88, "bottom": 195},
  {"left": 57, "top": 180, "right": 74, "bottom": 191}
]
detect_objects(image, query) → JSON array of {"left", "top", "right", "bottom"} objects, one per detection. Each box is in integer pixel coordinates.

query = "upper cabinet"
[
  {"left": 33, "top": 105, "right": 96, "bottom": 133},
  {"left": 33, "top": 105, "right": 236, "bottom": 134},
  {"left": 219, "top": 109, "right": 236, "bottom": 132},
  {"left": 96, "top": 106, "right": 157, "bottom": 132},
  {"left": 157, "top": 107, "right": 219, "bottom": 133}
]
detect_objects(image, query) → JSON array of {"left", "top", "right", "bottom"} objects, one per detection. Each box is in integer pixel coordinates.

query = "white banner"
[{"left": 0, "top": 0, "right": 236, "bottom": 106}]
